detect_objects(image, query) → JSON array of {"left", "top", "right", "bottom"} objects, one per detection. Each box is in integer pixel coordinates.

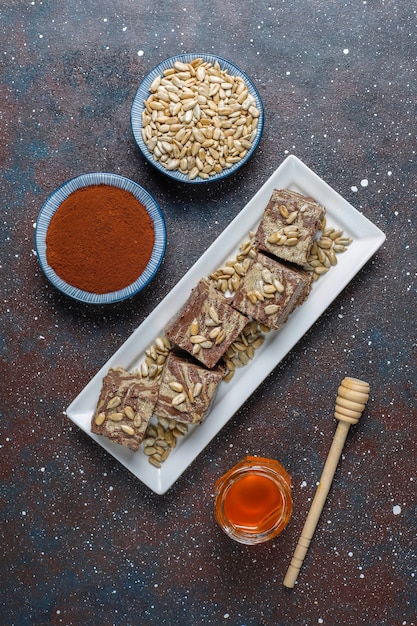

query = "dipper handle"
[{"left": 283, "top": 377, "right": 370, "bottom": 589}]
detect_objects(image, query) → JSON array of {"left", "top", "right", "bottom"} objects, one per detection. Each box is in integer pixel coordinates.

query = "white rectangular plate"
[{"left": 66, "top": 155, "right": 385, "bottom": 494}]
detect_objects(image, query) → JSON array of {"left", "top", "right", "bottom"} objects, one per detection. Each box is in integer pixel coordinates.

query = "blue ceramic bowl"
[
  {"left": 131, "top": 53, "right": 264, "bottom": 184},
  {"left": 35, "top": 173, "right": 166, "bottom": 304}
]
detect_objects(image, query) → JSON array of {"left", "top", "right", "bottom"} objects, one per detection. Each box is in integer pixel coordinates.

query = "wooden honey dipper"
[{"left": 283, "top": 377, "right": 370, "bottom": 589}]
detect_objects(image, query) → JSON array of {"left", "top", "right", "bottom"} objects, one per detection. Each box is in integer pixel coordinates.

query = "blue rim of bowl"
[
  {"left": 131, "top": 53, "right": 264, "bottom": 184},
  {"left": 34, "top": 173, "right": 167, "bottom": 304}
]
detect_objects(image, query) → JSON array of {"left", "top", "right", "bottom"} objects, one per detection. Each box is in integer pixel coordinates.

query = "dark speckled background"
[{"left": 1, "top": 1, "right": 416, "bottom": 625}]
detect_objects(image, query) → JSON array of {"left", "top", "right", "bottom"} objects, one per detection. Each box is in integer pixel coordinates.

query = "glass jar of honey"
[{"left": 214, "top": 456, "right": 292, "bottom": 545}]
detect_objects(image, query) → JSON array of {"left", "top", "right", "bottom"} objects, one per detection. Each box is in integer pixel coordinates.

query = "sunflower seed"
[
  {"left": 326, "top": 248, "right": 338, "bottom": 265},
  {"left": 317, "top": 237, "right": 333, "bottom": 249},
  {"left": 190, "top": 318, "right": 199, "bottom": 335},
  {"left": 169, "top": 381, "right": 184, "bottom": 393},
  {"left": 285, "top": 237, "right": 299, "bottom": 247},
  {"left": 286, "top": 211, "right": 298, "bottom": 224},
  {"left": 172, "top": 392, "right": 187, "bottom": 407},
  {"left": 208, "top": 306, "right": 220, "bottom": 324},
  {"left": 335, "top": 236, "right": 353, "bottom": 246},
  {"left": 190, "top": 334, "right": 207, "bottom": 344},
  {"left": 252, "top": 336, "right": 265, "bottom": 349},
  {"left": 108, "top": 412, "right": 124, "bottom": 422},
  {"left": 265, "top": 304, "right": 279, "bottom": 315},
  {"left": 155, "top": 337, "right": 167, "bottom": 352},
  {"left": 148, "top": 364, "right": 160, "bottom": 379},
  {"left": 175, "top": 422, "right": 188, "bottom": 435},
  {"left": 215, "top": 329, "right": 226, "bottom": 345},
  {"left": 193, "top": 382, "right": 203, "bottom": 397},
  {"left": 261, "top": 269, "right": 273, "bottom": 284},
  {"left": 209, "top": 326, "right": 222, "bottom": 339},
  {"left": 159, "top": 449, "right": 170, "bottom": 461},
  {"left": 106, "top": 396, "right": 121, "bottom": 410},
  {"left": 94, "top": 412, "right": 106, "bottom": 426},
  {"left": 124, "top": 406, "right": 135, "bottom": 420},
  {"left": 121, "top": 424, "right": 135, "bottom": 436}
]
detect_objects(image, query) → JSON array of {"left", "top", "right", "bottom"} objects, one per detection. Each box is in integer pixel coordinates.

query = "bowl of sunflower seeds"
[{"left": 131, "top": 53, "right": 264, "bottom": 184}]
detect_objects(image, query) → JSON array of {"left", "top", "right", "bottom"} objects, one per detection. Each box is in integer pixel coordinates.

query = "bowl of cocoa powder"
[
  {"left": 35, "top": 173, "right": 166, "bottom": 304},
  {"left": 131, "top": 53, "right": 264, "bottom": 183}
]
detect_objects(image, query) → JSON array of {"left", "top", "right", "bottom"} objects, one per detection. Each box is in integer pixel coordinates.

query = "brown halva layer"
[
  {"left": 91, "top": 367, "right": 158, "bottom": 451},
  {"left": 231, "top": 251, "right": 312, "bottom": 330},
  {"left": 166, "top": 278, "right": 248, "bottom": 369},
  {"left": 255, "top": 188, "right": 325, "bottom": 266},
  {"left": 154, "top": 351, "right": 226, "bottom": 424}
]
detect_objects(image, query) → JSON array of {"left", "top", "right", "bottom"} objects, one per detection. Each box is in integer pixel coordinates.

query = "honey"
[{"left": 214, "top": 456, "right": 292, "bottom": 545}]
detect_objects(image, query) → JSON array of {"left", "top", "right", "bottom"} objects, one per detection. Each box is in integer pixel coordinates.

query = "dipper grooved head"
[{"left": 335, "top": 377, "right": 370, "bottom": 425}]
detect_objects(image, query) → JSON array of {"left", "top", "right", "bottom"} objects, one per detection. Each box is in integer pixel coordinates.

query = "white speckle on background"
[
  {"left": 343, "top": 48, "right": 349, "bottom": 54},
  {"left": 137, "top": 50, "right": 144, "bottom": 56},
  {"left": 351, "top": 185, "right": 358, "bottom": 192},
  {"left": 360, "top": 179, "right": 368, "bottom": 187},
  {"left": 393, "top": 505, "right": 401, "bottom": 515}
]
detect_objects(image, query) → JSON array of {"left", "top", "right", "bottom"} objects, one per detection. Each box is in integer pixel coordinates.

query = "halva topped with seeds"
[
  {"left": 154, "top": 351, "right": 226, "bottom": 424},
  {"left": 231, "top": 252, "right": 312, "bottom": 330},
  {"left": 255, "top": 189, "right": 325, "bottom": 266},
  {"left": 166, "top": 278, "right": 248, "bottom": 369},
  {"left": 91, "top": 367, "right": 158, "bottom": 451},
  {"left": 89, "top": 188, "right": 353, "bottom": 468}
]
